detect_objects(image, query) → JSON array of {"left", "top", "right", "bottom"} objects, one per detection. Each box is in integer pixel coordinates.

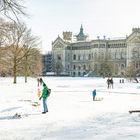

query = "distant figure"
[
  {"left": 134, "top": 78, "right": 138, "bottom": 83},
  {"left": 107, "top": 77, "right": 113, "bottom": 89},
  {"left": 107, "top": 78, "right": 110, "bottom": 89},
  {"left": 92, "top": 89, "right": 96, "bottom": 101},
  {"left": 110, "top": 77, "right": 113, "bottom": 88},
  {"left": 37, "top": 78, "right": 40, "bottom": 87},
  {"left": 39, "top": 78, "right": 43, "bottom": 85}
]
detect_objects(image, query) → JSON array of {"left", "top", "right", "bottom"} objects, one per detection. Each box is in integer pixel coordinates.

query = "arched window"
[
  {"left": 78, "top": 66, "right": 81, "bottom": 70},
  {"left": 121, "top": 52, "right": 125, "bottom": 59},
  {"left": 78, "top": 55, "right": 81, "bottom": 60},
  {"left": 57, "top": 55, "right": 61, "bottom": 60},
  {"left": 94, "top": 52, "right": 97, "bottom": 59},
  {"left": 78, "top": 72, "right": 81, "bottom": 76},
  {"left": 88, "top": 54, "right": 91, "bottom": 60},
  {"left": 83, "top": 65, "right": 86, "bottom": 70},
  {"left": 132, "top": 47, "right": 139, "bottom": 58},
  {"left": 73, "top": 54, "right": 76, "bottom": 60},
  {"left": 121, "top": 64, "right": 125, "bottom": 69}
]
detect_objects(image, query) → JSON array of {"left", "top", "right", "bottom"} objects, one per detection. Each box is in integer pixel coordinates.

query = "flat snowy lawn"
[{"left": 0, "top": 77, "right": 140, "bottom": 140}]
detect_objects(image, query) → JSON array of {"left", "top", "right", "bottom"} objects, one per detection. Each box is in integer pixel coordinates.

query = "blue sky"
[{"left": 24, "top": 0, "right": 140, "bottom": 53}]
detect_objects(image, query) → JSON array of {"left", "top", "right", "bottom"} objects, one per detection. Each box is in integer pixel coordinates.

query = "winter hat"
[{"left": 43, "top": 83, "right": 46, "bottom": 87}]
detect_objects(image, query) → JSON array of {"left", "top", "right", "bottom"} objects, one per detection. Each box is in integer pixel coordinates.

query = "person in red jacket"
[{"left": 39, "top": 81, "right": 49, "bottom": 114}]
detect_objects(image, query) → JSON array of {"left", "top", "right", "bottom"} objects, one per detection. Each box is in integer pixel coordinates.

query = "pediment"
[
  {"left": 53, "top": 42, "right": 64, "bottom": 49},
  {"left": 127, "top": 32, "right": 140, "bottom": 43},
  {"left": 52, "top": 36, "right": 67, "bottom": 50}
]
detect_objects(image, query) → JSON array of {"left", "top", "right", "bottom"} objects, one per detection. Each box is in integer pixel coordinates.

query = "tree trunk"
[
  {"left": 24, "top": 56, "right": 28, "bottom": 83},
  {"left": 13, "top": 57, "right": 17, "bottom": 84}
]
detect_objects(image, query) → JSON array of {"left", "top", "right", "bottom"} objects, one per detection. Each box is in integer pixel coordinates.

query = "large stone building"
[{"left": 52, "top": 25, "right": 140, "bottom": 77}]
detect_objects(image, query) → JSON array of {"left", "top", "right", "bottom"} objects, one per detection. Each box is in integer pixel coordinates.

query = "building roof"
[{"left": 75, "top": 25, "right": 88, "bottom": 41}]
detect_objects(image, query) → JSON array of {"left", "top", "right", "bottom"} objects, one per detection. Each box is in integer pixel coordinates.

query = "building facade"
[{"left": 52, "top": 26, "right": 140, "bottom": 77}]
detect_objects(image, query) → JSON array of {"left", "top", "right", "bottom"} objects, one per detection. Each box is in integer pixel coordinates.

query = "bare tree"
[
  {"left": 125, "top": 62, "right": 137, "bottom": 82},
  {"left": 2, "top": 21, "right": 28, "bottom": 83},
  {"left": 0, "top": 0, "right": 27, "bottom": 22},
  {"left": 0, "top": 20, "right": 42, "bottom": 83},
  {"left": 20, "top": 30, "right": 42, "bottom": 83},
  {"left": 95, "top": 53, "right": 114, "bottom": 77},
  {"left": 26, "top": 48, "right": 42, "bottom": 77},
  {"left": 0, "top": 19, "right": 6, "bottom": 75}
]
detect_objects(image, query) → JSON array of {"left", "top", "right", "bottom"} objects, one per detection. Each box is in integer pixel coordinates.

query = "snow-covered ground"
[{"left": 0, "top": 77, "right": 140, "bottom": 140}]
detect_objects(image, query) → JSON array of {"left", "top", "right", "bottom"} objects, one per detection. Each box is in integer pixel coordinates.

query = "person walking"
[
  {"left": 107, "top": 78, "right": 110, "bottom": 89},
  {"left": 110, "top": 77, "right": 113, "bottom": 88},
  {"left": 39, "top": 80, "right": 49, "bottom": 114}
]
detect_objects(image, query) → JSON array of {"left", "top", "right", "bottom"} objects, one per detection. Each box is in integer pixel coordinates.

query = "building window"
[
  {"left": 73, "top": 65, "right": 76, "bottom": 70},
  {"left": 78, "top": 55, "right": 81, "bottom": 60},
  {"left": 78, "top": 66, "right": 81, "bottom": 70},
  {"left": 78, "top": 72, "right": 81, "bottom": 76},
  {"left": 83, "top": 54, "right": 85, "bottom": 60},
  {"left": 88, "top": 65, "right": 91, "bottom": 70},
  {"left": 83, "top": 72, "right": 86, "bottom": 76},
  {"left": 68, "top": 54, "right": 70, "bottom": 61},
  {"left": 83, "top": 65, "right": 86, "bottom": 70},
  {"left": 94, "top": 53, "right": 97, "bottom": 59},
  {"left": 57, "top": 55, "right": 61, "bottom": 60},
  {"left": 92, "top": 53, "right": 93, "bottom": 59},
  {"left": 88, "top": 54, "right": 91, "bottom": 60},
  {"left": 73, "top": 54, "right": 76, "bottom": 60},
  {"left": 121, "top": 64, "right": 125, "bottom": 69},
  {"left": 136, "top": 62, "right": 139, "bottom": 69}
]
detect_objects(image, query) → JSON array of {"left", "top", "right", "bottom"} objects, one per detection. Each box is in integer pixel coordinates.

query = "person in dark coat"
[
  {"left": 107, "top": 78, "right": 110, "bottom": 89},
  {"left": 110, "top": 77, "right": 113, "bottom": 88}
]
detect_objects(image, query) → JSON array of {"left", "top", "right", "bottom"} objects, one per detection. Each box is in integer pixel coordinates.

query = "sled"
[
  {"left": 93, "top": 97, "right": 103, "bottom": 101},
  {"left": 129, "top": 110, "right": 140, "bottom": 114},
  {"left": 32, "top": 102, "right": 40, "bottom": 107}
]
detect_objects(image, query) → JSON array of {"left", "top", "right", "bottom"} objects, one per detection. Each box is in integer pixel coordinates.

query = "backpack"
[{"left": 46, "top": 88, "right": 51, "bottom": 97}]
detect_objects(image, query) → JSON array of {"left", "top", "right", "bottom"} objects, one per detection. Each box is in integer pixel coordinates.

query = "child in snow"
[{"left": 92, "top": 89, "right": 96, "bottom": 101}]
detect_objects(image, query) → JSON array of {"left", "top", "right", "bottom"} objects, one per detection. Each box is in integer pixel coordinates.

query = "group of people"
[
  {"left": 37, "top": 77, "right": 114, "bottom": 113},
  {"left": 107, "top": 77, "right": 113, "bottom": 89},
  {"left": 37, "top": 78, "right": 49, "bottom": 114},
  {"left": 92, "top": 77, "right": 114, "bottom": 101}
]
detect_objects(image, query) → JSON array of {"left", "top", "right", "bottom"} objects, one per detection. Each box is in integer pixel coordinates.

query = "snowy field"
[{"left": 0, "top": 77, "right": 140, "bottom": 140}]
